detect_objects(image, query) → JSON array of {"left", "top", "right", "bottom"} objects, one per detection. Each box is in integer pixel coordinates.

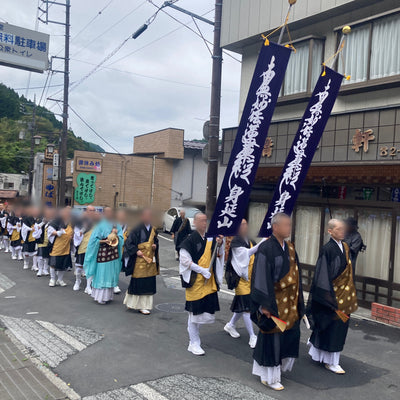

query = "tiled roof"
[{"left": 184, "top": 141, "right": 207, "bottom": 150}]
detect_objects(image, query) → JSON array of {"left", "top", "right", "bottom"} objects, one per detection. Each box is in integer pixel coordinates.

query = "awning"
[{"left": 0, "top": 190, "right": 18, "bottom": 199}]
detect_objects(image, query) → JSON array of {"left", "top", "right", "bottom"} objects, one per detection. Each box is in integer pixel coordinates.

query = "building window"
[
  {"left": 357, "top": 209, "right": 392, "bottom": 281},
  {"left": 21, "top": 178, "right": 29, "bottom": 186},
  {"left": 294, "top": 206, "right": 321, "bottom": 265},
  {"left": 282, "top": 38, "right": 324, "bottom": 96},
  {"left": 3, "top": 182, "right": 14, "bottom": 189},
  {"left": 340, "top": 12, "right": 400, "bottom": 85}
]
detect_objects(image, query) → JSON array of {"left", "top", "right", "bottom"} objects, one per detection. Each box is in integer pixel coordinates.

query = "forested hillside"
[{"left": 0, "top": 83, "right": 103, "bottom": 173}]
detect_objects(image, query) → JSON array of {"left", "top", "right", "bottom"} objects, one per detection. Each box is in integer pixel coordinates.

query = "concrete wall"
[
  {"left": 0, "top": 173, "right": 29, "bottom": 196},
  {"left": 170, "top": 150, "right": 226, "bottom": 209},
  {"left": 221, "top": 0, "right": 357, "bottom": 48}
]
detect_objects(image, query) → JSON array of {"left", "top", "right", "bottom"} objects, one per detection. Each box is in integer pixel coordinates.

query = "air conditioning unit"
[{"left": 118, "top": 202, "right": 127, "bottom": 208}]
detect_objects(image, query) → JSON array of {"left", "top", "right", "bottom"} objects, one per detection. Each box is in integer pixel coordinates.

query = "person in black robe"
[
  {"left": 223, "top": 218, "right": 265, "bottom": 348},
  {"left": 307, "top": 218, "right": 358, "bottom": 375},
  {"left": 251, "top": 213, "right": 304, "bottom": 391},
  {"left": 344, "top": 217, "right": 364, "bottom": 273},
  {"left": 123, "top": 208, "right": 159, "bottom": 315},
  {"left": 179, "top": 212, "right": 224, "bottom": 356},
  {"left": 21, "top": 206, "right": 40, "bottom": 271},
  {"left": 171, "top": 209, "right": 192, "bottom": 260}
]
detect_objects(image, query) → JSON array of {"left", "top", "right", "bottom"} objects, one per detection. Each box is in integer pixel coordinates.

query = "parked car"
[{"left": 162, "top": 207, "right": 201, "bottom": 232}]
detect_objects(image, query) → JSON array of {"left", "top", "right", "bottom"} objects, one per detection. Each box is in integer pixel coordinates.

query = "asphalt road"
[{"left": 0, "top": 233, "right": 399, "bottom": 399}]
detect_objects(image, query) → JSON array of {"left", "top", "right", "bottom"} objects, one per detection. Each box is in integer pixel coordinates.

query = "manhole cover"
[{"left": 155, "top": 303, "right": 186, "bottom": 313}]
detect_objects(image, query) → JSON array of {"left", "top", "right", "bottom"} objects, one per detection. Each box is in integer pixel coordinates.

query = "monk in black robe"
[
  {"left": 307, "top": 218, "right": 358, "bottom": 375},
  {"left": 123, "top": 208, "right": 159, "bottom": 315},
  {"left": 251, "top": 213, "right": 304, "bottom": 391},
  {"left": 171, "top": 209, "right": 192, "bottom": 260},
  {"left": 179, "top": 212, "right": 224, "bottom": 356}
]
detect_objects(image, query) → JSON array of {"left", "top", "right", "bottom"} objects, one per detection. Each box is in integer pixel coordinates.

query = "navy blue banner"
[
  {"left": 258, "top": 66, "right": 344, "bottom": 237},
  {"left": 207, "top": 42, "right": 291, "bottom": 236}
]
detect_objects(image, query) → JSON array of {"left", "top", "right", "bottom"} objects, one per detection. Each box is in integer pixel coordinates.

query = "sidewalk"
[{"left": 0, "top": 328, "right": 67, "bottom": 400}]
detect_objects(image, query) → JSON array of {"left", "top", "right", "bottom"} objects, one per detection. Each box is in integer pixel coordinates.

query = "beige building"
[{"left": 221, "top": 0, "right": 400, "bottom": 308}]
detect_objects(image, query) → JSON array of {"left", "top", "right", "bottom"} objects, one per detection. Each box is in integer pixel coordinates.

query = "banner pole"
[{"left": 278, "top": 1, "right": 297, "bottom": 44}]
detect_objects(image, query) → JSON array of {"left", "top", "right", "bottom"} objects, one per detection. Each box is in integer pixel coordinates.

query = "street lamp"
[
  {"left": 47, "top": 143, "right": 55, "bottom": 154},
  {"left": 33, "top": 135, "right": 42, "bottom": 146}
]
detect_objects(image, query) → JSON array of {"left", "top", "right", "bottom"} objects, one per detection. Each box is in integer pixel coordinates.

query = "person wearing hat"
[{"left": 344, "top": 217, "right": 364, "bottom": 274}]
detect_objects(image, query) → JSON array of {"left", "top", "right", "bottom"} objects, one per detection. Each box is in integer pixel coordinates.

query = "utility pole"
[
  {"left": 28, "top": 95, "right": 37, "bottom": 198},
  {"left": 58, "top": 0, "right": 70, "bottom": 207},
  {"left": 205, "top": 0, "right": 223, "bottom": 220},
  {"left": 39, "top": 0, "right": 71, "bottom": 207}
]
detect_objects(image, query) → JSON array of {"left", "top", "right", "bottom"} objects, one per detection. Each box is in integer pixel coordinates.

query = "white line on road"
[
  {"left": 168, "top": 276, "right": 234, "bottom": 296},
  {"left": 4, "top": 296, "right": 16, "bottom": 299},
  {"left": 37, "top": 320, "right": 87, "bottom": 351},
  {"left": 159, "top": 234, "right": 173, "bottom": 242},
  {"left": 26, "top": 312, "right": 39, "bottom": 315},
  {"left": 130, "top": 383, "right": 169, "bottom": 400}
]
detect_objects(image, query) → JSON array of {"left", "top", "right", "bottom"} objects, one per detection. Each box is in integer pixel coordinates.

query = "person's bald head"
[
  {"left": 238, "top": 218, "right": 249, "bottom": 237},
  {"left": 327, "top": 218, "right": 345, "bottom": 241},
  {"left": 141, "top": 207, "right": 153, "bottom": 225},
  {"left": 194, "top": 212, "right": 207, "bottom": 235},
  {"left": 271, "top": 213, "right": 292, "bottom": 239},
  {"left": 179, "top": 209, "right": 186, "bottom": 218},
  {"left": 85, "top": 205, "right": 96, "bottom": 219},
  {"left": 103, "top": 207, "right": 114, "bottom": 221}
]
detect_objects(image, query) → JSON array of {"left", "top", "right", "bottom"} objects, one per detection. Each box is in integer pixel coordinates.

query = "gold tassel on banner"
[
  {"left": 261, "top": 0, "right": 297, "bottom": 47},
  {"left": 321, "top": 25, "right": 352, "bottom": 78}
]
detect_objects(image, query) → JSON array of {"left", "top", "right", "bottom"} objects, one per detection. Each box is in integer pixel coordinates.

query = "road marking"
[
  {"left": 26, "top": 312, "right": 39, "bottom": 315},
  {"left": 0, "top": 272, "right": 15, "bottom": 294},
  {"left": 130, "top": 383, "right": 168, "bottom": 400},
  {"left": 168, "top": 276, "right": 234, "bottom": 296},
  {"left": 159, "top": 234, "right": 173, "bottom": 242},
  {"left": 37, "top": 320, "right": 87, "bottom": 351},
  {"left": 4, "top": 296, "right": 16, "bottom": 299}
]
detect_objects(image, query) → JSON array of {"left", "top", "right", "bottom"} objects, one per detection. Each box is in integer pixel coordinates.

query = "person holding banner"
[
  {"left": 251, "top": 213, "right": 304, "bottom": 391},
  {"left": 224, "top": 219, "right": 265, "bottom": 348},
  {"left": 123, "top": 208, "right": 159, "bottom": 315},
  {"left": 179, "top": 212, "right": 224, "bottom": 356},
  {"left": 307, "top": 219, "right": 358, "bottom": 374}
]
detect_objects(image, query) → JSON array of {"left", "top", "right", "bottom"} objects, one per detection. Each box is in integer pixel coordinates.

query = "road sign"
[{"left": 0, "top": 22, "right": 49, "bottom": 73}]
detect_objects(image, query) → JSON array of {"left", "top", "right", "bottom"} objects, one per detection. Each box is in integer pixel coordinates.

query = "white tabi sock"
[
  {"left": 43, "top": 258, "right": 49, "bottom": 274},
  {"left": 37, "top": 257, "right": 44, "bottom": 274},
  {"left": 32, "top": 255, "right": 38, "bottom": 269},
  {"left": 86, "top": 275, "right": 93, "bottom": 291},
  {"left": 50, "top": 267, "right": 56, "bottom": 281},
  {"left": 17, "top": 248, "right": 23, "bottom": 259},
  {"left": 23, "top": 257, "right": 29, "bottom": 268},
  {"left": 11, "top": 247, "right": 16, "bottom": 258},
  {"left": 187, "top": 320, "right": 201, "bottom": 346},
  {"left": 229, "top": 312, "right": 242, "bottom": 327},
  {"left": 243, "top": 312, "right": 255, "bottom": 337},
  {"left": 57, "top": 270, "right": 65, "bottom": 281}
]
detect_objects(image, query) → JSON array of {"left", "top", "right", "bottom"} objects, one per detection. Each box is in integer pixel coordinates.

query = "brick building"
[
  {"left": 221, "top": 0, "right": 400, "bottom": 308},
  {"left": 71, "top": 128, "right": 184, "bottom": 211}
]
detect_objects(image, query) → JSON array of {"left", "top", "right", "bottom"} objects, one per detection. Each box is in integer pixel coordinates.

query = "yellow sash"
[
  {"left": 37, "top": 226, "right": 49, "bottom": 248},
  {"left": 77, "top": 228, "right": 93, "bottom": 255},
  {"left": 235, "top": 242, "right": 254, "bottom": 296},
  {"left": 333, "top": 242, "right": 358, "bottom": 315},
  {"left": 11, "top": 229, "right": 20, "bottom": 241},
  {"left": 185, "top": 239, "right": 218, "bottom": 302},
  {"left": 50, "top": 225, "right": 73, "bottom": 256},
  {"left": 28, "top": 225, "right": 36, "bottom": 242},
  {"left": 132, "top": 227, "right": 159, "bottom": 278}
]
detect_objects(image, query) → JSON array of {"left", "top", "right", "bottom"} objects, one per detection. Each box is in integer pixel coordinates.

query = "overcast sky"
[{"left": 1, "top": 0, "right": 241, "bottom": 153}]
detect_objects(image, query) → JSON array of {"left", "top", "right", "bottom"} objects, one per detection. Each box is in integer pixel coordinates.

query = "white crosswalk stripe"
[
  {"left": 0, "top": 315, "right": 102, "bottom": 367},
  {"left": 0, "top": 272, "right": 15, "bottom": 294}
]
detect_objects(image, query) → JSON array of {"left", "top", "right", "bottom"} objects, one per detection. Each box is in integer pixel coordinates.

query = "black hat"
[{"left": 344, "top": 217, "right": 358, "bottom": 228}]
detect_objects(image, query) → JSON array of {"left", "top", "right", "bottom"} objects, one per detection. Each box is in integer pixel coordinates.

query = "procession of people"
[{"left": 0, "top": 200, "right": 362, "bottom": 392}]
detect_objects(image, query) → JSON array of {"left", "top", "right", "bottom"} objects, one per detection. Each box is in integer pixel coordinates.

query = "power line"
[
  {"left": 72, "top": 0, "right": 146, "bottom": 58},
  {"left": 71, "top": 58, "right": 239, "bottom": 92}
]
